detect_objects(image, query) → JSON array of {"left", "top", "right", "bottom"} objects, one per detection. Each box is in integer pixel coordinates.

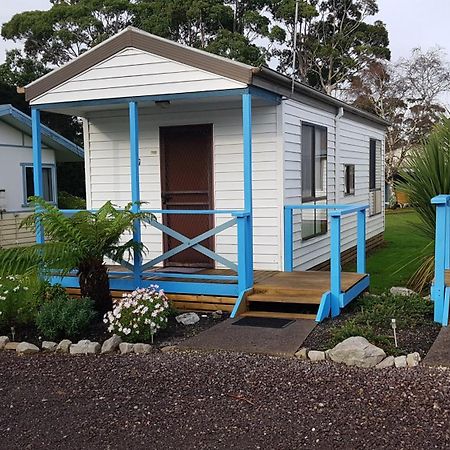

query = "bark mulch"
[{"left": 0, "top": 351, "right": 449, "bottom": 450}]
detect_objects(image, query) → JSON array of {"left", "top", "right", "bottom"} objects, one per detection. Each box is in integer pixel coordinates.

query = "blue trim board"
[
  {"left": 316, "top": 292, "right": 331, "bottom": 322},
  {"left": 230, "top": 288, "right": 253, "bottom": 318},
  {"left": 31, "top": 108, "right": 44, "bottom": 244},
  {"left": 339, "top": 276, "right": 370, "bottom": 308}
]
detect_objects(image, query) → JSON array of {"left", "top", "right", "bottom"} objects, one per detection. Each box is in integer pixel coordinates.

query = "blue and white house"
[
  {"left": 24, "top": 27, "right": 388, "bottom": 321},
  {"left": 0, "top": 104, "right": 83, "bottom": 212}
]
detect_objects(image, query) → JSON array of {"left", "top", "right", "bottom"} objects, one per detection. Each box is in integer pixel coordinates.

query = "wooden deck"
[{"left": 67, "top": 268, "right": 367, "bottom": 320}]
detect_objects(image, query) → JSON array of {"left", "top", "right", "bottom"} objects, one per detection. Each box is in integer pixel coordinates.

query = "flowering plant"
[
  {"left": 104, "top": 286, "right": 170, "bottom": 343},
  {"left": 0, "top": 274, "right": 40, "bottom": 329}
]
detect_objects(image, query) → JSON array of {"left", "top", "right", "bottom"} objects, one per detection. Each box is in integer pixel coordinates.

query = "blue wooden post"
[
  {"left": 356, "top": 208, "right": 366, "bottom": 274},
  {"left": 31, "top": 108, "right": 44, "bottom": 244},
  {"left": 284, "top": 206, "right": 293, "bottom": 272},
  {"left": 236, "top": 214, "right": 248, "bottom": 292},
  {"left": 129, "top": 101, "right": 141, "bottom": 288},
  {"left": 433, "top": 199, "right": 447, "bottom": 323},
  {"left": 330, "top": 212, "right": 342, "bottom": 317},
  {"left": 242, "top": 92, "right": 254, "bottom": 288}
]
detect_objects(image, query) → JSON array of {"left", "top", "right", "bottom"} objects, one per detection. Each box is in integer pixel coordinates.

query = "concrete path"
[
  {"left": 424, "top": 326, "right": 450, "bottom": 367},
  {"left": 178, "top": 317, "right": 316, "bottom": 356}
]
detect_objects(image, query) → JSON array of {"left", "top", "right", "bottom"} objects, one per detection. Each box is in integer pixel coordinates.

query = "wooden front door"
[{"left": 160, "top": 124, "right": 214, "bottom": 268}]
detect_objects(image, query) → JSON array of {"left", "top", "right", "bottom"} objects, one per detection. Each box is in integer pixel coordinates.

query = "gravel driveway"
[{"left": 0, "top": 351, "right": 449, "bottom": 450}]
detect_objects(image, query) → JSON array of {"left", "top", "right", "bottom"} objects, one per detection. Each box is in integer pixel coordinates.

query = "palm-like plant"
[
  {"left": 0, "top": 198, "right": 155, "bottom": 313},
  {"left": 397, "top": 117, "right": 450, "bottom": 291}
]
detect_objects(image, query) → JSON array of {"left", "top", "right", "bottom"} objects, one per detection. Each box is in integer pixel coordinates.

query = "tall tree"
[
  {"left": 270, "top": 0, "right": 390, "bottom": 95},
  {"left": 350, "top": 48, "right": 450, "bottom": 195}
]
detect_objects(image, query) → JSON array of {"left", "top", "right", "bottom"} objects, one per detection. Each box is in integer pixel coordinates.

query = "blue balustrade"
[{"left": 284, "top": 203, "right": 369, "bottom": 321}]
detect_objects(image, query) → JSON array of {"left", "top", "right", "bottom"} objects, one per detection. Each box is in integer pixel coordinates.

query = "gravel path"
[{"left": 0, "top": 351, "right": 449, "bottom": 450}]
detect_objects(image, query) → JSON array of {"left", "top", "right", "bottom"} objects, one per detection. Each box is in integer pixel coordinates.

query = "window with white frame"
[
  {"left": 344, "top": 164, "right": 355, "bottom": 196},
  {"left": 22, "top": 164, "right": 56, "bottom": 205},
  {"left": 369, "top": 139, "right": 382, "bottom": 216},
  {"left": 301, "top": 123, "right": 328, "bottom": 240}
]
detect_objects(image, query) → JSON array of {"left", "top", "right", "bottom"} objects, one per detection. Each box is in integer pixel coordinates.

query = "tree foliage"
[{"left": 0, "top": 198, "right": 155, "bottom": 313}]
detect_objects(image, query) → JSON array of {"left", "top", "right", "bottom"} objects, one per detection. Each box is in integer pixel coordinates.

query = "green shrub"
[
  {"left": 57, "top": 191, "right": 86, "bottom": 209},
  {"left": 326, "top": 293, "right": 434, "bottom": 355},
  {"left": 36, "top": 291, "right": 96, "bottom": 340},
  {"left": 0, "top": 274, "right": 44, "bottom": 331}
]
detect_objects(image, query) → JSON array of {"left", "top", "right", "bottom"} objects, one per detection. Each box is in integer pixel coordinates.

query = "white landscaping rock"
[
  {"left": 308, "top": 350, "right": 326, "bottom": 362},
  {"left": 376, "top": 356, "right": 395, "bottom": 369},
  {"left": 175, "top": 312, "right": 200, "bottom": 326},
  {"left": 294, "top": 348, "right": 308, "bottom": 360},
  {"left": 56, "top": 339, "right": 72, "bottom": 353},
  {"left": 394, "top": 355, "right": 407, "bottom": 368},
  {"left": 16, "top": 342, "right": 40, "bottom": 355},
  {"left": 101, "top": 334, "right": 122, "bottom": 354},
  {"left": 0, "top": 336, "right": 9, "bottom": 350},
  {"left": 389, "top": 287, "right": 417, "bottom": 297},
  {"left": 42, "top": 341, "right": 58, "bottom": 352},
  {"left": 406, "top": 352, "right": 421, "bottom": 367},
  {"left": 119, "top": 343, "right": 134, "bottom": 354},
  {"left": 328, "top": 336, "right": 386, "bottom": 368},
  {"left": 69, "top": 340, "right": 100, "bottom": 355},
  {"left": 134, "top": 343, "right": 152, "bottom": 354},
  {"left": 212, "top": 310, "right": 223, "bottom": 319}
]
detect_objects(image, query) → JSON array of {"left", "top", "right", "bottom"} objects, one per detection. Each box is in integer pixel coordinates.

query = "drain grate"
[{"left": 232, "top": 317, "right": 295, "bottom": 329}]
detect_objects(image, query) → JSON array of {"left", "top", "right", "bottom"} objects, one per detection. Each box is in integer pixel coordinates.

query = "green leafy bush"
[
  {"left": 57, "top": 191, "right": 86, "bottom": 209},
  {"left": 327, "top": 293, "right": 434, "bottom": 355},
  {"left": 36, "top": 289, "right": 96, "bottom": 340},
  {"left": 0, "top": 274, "right": 44, "bottom": 331}
]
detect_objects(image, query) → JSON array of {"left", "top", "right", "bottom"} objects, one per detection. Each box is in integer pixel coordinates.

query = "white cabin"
[{"left": 24, "top": 27, "right": 388, "bottom": 321}]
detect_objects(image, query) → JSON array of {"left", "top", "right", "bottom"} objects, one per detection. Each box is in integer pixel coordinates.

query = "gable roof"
[
  {"left": 25, "top": 27, "right": 389, "bottom": 127},
  {"left": 0, "top": 104, "right": 84, "bottom": 160}
]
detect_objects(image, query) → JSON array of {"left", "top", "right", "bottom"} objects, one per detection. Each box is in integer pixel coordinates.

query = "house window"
[
  {"left": 344, "top": 164, "right": 355, "bottom": 196},
  {"left": 369, "top": 139, "right": 382, "bottom": 216},
  {"left": 22, "top": 164, "right": 56, "bottom": 205},
  {"left": 301, "top": 123, "right": 328, "bottom": 240}
]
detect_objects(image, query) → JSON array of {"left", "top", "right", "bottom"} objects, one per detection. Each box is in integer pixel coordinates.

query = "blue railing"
[
  {"left": 431, "top": 195, "right": 450, "bottom": 325},
  {"left": 284, "top": 203, "right": 369, "bottom": 320},
  {"left": 56, "top": 208, "right": 253, "bottom": 299}
]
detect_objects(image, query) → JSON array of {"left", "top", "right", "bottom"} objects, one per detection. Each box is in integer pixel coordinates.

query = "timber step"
[
  {"left": 246, "top": 292, "right": 322, "bottom": 305},
  {"left": 239, "top": 311, "right": 317, "bottom": 320}
]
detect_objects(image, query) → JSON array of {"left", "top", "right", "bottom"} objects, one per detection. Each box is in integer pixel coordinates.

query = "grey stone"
[
  {"left": 389, "top": 286, "right": 417, "bottom": 297},
  {"left": 376, "top": 356, "right": 395, "bottom": 369},
  {"left": 175, "top": 312, "right": 200, "bottom": 326},
  {"left": 212, "top": 310, "right": 223, "bottom": 319},
  {"left": 308, "top": 350, "right": 326, "bottom": 362},
  {"left": 294, "top": 347, "right": 308, "bottom": 360},
  {"left": 134, "top": 343, "right": 152, "bottom": 354},
  {"left": 328, "top": 336, "right": 386, "bottom": 368},
  {"left": 101, "top": 334, "right": 122, "bottom": 354},
  {"left": 119, "top": 343, "right": 134, "bottom": 354},
  {"left": 56, "top": 339, "right": 72, "bottom": 353},
  {"left": 160, "top": 345, "right": 177, "bottom": 353},
  {"left": 394, "top": 355, "right": 408, "bottom": 368},
  {"left": 0, "top": 336, "right": 9, "bottom": 350},
  {"left": 4, "top": 342, "right": 19, "bottom": 351},
  {"left": 69, "top": 340, "right": 100, "bottom": 355},
  {"left": 16, "top": 342, "right": 40, "bottom": 355},
  {"left": 406, "top": 352, "right": 421, "bottom": 367},
  {"left": 42, "top": 341, "right": 57, "bottom": 352}
]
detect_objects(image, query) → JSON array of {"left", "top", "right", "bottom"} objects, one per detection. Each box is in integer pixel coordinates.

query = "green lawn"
[{"left": 346, "top": 209, "right": 432, "bottom": 293}]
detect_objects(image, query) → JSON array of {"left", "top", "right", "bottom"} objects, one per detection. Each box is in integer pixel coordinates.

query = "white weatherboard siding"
[
  {"left": 282, "top": 99, "right": 385, "bottom": 271},
  {"left": 32, "top": 48, "right": 246, "bottom": 105},
  {"left": 84, "top": 100, "right": 283, "bottom": 270},
  {"left": 0, "top": 121, "right": 55, "bottom": 212}
]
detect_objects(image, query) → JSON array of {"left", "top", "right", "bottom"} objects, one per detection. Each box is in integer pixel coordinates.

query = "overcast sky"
[{"left": 1, "top": 0, "right": 449, "bottom": 63}]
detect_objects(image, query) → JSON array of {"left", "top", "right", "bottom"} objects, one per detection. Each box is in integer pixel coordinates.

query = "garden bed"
[{"left": 303, "top": 292, "right": 441, "bottom": 357}]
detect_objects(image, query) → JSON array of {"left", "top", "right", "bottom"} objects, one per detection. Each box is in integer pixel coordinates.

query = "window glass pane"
[
  {"left": 24, "top": 166, "right": 54, "bottom": 204},
  {"left": 315, "top": 128, "right": 327, "bottom": 198},
  {"left": 369, "top": 139, "right": 376, "bottom": 190},
  {"left": 25, "top": 167, "right": 34, "bottom": 201},
  {"left": 301, "top": 125, "right": 314, "bottom": 199},
  {"left": 42, "top": 168, "right": 53, "bottom": 202},
  {"left": 345, "top": 165, "right": 355, "bottom": 195}
]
